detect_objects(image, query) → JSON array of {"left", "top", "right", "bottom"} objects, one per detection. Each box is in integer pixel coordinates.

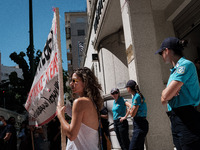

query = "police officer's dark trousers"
[
  {"left": 167, "top": 105, "right": 200, "bottom": 150},
  {"left": 114, "top": 119, "right": 130, "bottom": 150},
  {"left": 129, "top": 117, "right": 149, "bottom": 150}
]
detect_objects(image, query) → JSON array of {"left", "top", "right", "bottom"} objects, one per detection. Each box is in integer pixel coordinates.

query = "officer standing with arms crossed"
[{"left": 155, "top": 37, "right": 200, "bottom": 149}]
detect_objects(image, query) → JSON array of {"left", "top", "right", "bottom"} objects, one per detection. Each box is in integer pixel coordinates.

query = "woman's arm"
[
  {"left": 101, "top": 114, "right": 108, "bottom": 119},
  {"left": 161, "top": 80, "right": 183, "bottom": 105},
  {"left": 57, "top": 98, "right": 84, "bottom": 141},
  {"left": 120, "top": 101, "right": 132, "bottom": 122},
  {"left": 129, "top": 105, "right": 139, "bottom": 117},
  {"left": 4, "top": 132, "right": 12, "bottom": 142}
]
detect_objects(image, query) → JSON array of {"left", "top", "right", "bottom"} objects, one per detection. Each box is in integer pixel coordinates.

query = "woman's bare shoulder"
[
  {"left": 75, "top": 97, "right": 91, "bottom": 103},
  {"left": 75, "top": 97, "right": 98, "bottom": 129},
  {"left": 73, "top": 97, "right": 93, "bottom": 108}
]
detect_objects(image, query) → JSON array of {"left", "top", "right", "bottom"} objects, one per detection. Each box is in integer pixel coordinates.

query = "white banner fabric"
[{"left": 25, "top": 12, "right": 59, "bottom": 126}]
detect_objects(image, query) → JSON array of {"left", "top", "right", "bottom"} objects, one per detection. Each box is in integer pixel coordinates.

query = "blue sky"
[{"left": 0, "top": 0, "right": 87, "bottom": 71}]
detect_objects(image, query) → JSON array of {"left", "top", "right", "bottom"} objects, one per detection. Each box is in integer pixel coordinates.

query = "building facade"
[
  {"left": 65, "top": 12, "right": 88, "bottom": 75},
  {"left": 1, "top": 65, "right": 23, "bottom": 81},
  {"left": 0, "top": 52, "right": 23, "bottom": 82},
  {"left": 80, "top": 0, "right": 200, "bottom": 149}
]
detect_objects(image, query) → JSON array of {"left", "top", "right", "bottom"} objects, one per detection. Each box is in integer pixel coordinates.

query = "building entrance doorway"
[{"left": 173, "top": 0, "right": 200, "bottom": 63}]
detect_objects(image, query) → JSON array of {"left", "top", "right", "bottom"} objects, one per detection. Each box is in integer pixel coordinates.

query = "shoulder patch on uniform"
[{"left": 176, "top": 66, "right": 185, "bottom": 74}]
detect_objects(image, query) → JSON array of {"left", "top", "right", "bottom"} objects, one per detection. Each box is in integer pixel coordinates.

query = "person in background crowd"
[
  {"left": 29, "top": 126, "right": 45, "bottom": 150},
  {"left": 100, "top": 106, "right": 111, "bottom": 150},
  {"left": 0, "top": 116, "right": 16, "bottom": 150},
  {"left": 7, "top": 117, "right": 17, "bottom": 150},
  {"left": 111, "top": 88, "right": 130, "bottom": 150},
  {"left": 0, "top": 115, "right": 6, "bottom": 150},
  {"left": 125, "top": 80, "right": 149, "bottom": 150},
  {"left": 18, "top": 120, "right": 32, "bottom": 150},
  {"left": 47, "top": 117, "right": 61, "bottom": 150},
  {"left": 156, "top": 37, "right": 200, "bottom": 149},
  {"left": 57, "top": 67, "right": 103, "bottom": 150}
]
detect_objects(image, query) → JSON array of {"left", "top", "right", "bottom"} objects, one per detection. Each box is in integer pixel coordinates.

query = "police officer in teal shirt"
[
  {"left": 111, "top": 88, "right": 130, "bottom": 150},
  {"left": 125, "top": 80, "right": 149, "bottom": 150},
  {"left": 156, "top": 37, "right": 200, "bottom": 150},
  {"left": 167, "top": 57, "right": 200, "bottom": 111}
]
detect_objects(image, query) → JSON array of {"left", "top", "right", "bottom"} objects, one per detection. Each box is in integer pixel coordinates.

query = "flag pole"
[
  {"left": 55, "top": 7, "right": 66, "bottom": 150},
  {"left": 31, "top": 130, "right": 35, "bottom": 150}
]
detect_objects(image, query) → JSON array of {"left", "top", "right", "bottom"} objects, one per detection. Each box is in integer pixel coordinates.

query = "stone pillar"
[
  {"left": 120, "top": 0, "right": 138, "bottom": 81},
  {"left": 120, "top": 0, "right": 174, "bottom": 149}
]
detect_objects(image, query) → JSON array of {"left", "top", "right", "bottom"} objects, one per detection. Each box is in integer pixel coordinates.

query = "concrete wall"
[{"left": 98, "top": 30, "right": 129, "bottom": 94}]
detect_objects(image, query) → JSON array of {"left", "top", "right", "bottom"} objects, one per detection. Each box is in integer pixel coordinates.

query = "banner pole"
[
  {"left": 55, "top": 7, "right": 66, "bottom": 150},
  {"left": 31, "top": 130, "right": 35, "bottom": 150}
]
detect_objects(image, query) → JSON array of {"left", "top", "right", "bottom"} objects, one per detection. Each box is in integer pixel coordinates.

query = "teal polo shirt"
[
  {"left": 131, "top": 93, "right": 147, "bottom": 117},
  {"left": 112, "top": 96, "right": 127, "bottom": 120},
  {"left": 167, "top": 57, "right": 200, "bottom": 111}
]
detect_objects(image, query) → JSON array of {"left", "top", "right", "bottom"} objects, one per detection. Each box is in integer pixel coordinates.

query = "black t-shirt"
[
  {"left": 100, "top": 107, "right": 109, "bottom": 131},
  {"left": 0, "top": 124, "right": 17, "bottom": 150}
]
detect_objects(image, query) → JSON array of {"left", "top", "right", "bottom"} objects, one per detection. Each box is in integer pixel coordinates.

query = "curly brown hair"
[{"left": 73, "top": 67, "right": 103, "bottom": 111}]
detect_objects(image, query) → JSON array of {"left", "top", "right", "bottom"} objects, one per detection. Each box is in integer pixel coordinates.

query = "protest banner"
[
  {"left": 25, "top": 7, "right": 66, "bottom": 150},
  {"left": 25, "top": 8, "right": 64, "bottom": 127}
]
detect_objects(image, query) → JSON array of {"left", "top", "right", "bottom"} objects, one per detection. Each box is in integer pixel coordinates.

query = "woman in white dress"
[{"left": 57, "top": 67, "right": 103, "bottom": 150}]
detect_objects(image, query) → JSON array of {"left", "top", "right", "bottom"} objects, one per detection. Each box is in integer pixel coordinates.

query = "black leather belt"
[{"left": 134, "top": 117, "right": 146, "bottom": 120}]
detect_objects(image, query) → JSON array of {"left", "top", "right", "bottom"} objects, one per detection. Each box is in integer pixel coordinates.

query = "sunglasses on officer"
[{"left": 111, "top": 91, "right": 119, "bottom": 95}]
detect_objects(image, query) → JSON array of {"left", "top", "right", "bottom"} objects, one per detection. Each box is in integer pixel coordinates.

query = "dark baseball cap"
[
  {"left": 155, "top": 37, "right": 182, "bottom": 54},
  {"left": 110, "top": 88, "right": 119, "bottom": 94},
  {"left": 125, "top": 80, "right": 136, "bottom": 88}
]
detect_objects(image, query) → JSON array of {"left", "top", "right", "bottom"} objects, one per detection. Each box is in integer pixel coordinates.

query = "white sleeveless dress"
[{"left": 66, "top": 123, "right": 99, "bottom": 150}]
